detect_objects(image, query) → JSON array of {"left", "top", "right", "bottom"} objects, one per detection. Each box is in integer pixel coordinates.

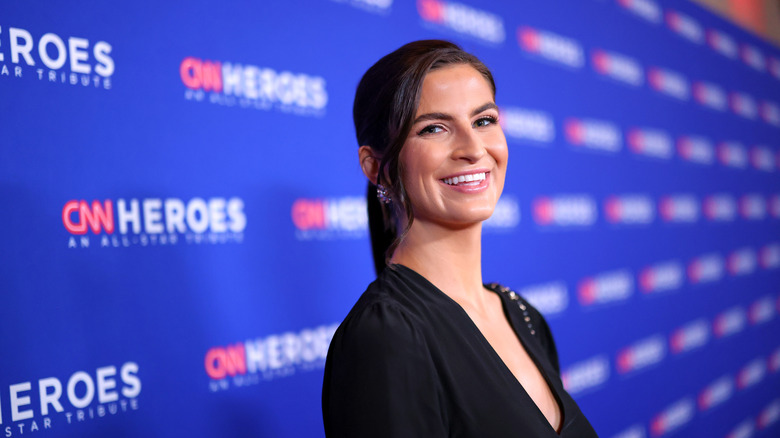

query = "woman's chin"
[{"left": 440, "top": 209, "right": 497, "bottom": 229}]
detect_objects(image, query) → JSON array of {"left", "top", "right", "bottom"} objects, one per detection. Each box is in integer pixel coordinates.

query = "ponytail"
[{"left": 366, "top": 182, "right": 395, "bottom": 276}]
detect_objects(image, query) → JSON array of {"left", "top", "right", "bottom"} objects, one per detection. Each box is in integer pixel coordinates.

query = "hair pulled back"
[{"left": 353, "top": 40, "right": 496, "bottom": 275}]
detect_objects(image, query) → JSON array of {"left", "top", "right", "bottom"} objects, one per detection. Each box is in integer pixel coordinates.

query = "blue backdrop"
[{"left": 1, "top": 0, "right": 779, "bottom": 436}]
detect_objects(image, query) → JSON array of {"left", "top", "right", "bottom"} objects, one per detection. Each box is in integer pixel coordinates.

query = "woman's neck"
[{"left": 390, "top": 221, "right": 489, "bottom": 312}]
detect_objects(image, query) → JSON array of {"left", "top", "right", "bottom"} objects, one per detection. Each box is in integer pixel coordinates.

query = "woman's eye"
[
  {"left": 474, "top": 116, "right": 497, "bottom": 128},
  {"left": 418, "top": 125, "right": 443, "bottom": 135}
]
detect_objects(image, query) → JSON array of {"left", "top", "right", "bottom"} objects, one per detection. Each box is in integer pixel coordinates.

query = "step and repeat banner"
[{"left": 1, "top": 0, "right": 779, "bottom": 436}]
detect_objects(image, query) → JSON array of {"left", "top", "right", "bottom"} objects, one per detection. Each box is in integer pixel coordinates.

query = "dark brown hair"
[{"left": 353, "top": 40, "right": 496, "bottom": 276}]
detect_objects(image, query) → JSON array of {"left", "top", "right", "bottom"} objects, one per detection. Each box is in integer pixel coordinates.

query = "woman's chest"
[
  {"left": 417, "top": 306, "right": 561, "bottom": 436},
  {"left": 470, "top": 309, "right": 563, "bottom": 432}
]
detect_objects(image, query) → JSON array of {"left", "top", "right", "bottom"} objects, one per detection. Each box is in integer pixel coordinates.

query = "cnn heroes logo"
[
  {"left": 204, "top": 324, "right": 338, "bottom": 392},
  {"left": 1, "top": 362, "right": 140, "bottom": 436},
  {"left": 0, "top": 26, "right": 114, "bottom": 89},
  {"left": 330, "top": 0, "right": 392, "bottom": 14},
  {"left": 180, "top": 57, "right": 327, "bottom": 116},
  {"left": 291, "top": 196, "right": 520, "bottom": 240},
  {"left": 62, "top": 197, "right": 246, "bottom": 249},
  {"left": 417, "top": 0, "right": 505, "bottom": 44}
]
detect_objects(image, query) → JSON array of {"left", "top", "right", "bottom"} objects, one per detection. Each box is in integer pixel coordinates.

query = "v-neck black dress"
[{"left": 322, "top": 265, "right": 599, "bottom": 437}]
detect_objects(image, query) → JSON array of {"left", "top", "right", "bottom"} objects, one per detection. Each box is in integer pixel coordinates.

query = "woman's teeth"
[{"left": 442, "top": 172, "right": 486, "bottom": 186}]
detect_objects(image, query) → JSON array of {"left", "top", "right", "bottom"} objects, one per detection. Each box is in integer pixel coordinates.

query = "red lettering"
[
  {"left": 204, "top": 343, "right": 246, "bottom": 380},
  {"left": 532, "top": 198, "right": 553, "bottom": 225},
  {"left": 80, "top": 200, "right": 114, "bottom": 234},
  {"left": 639, "top": 269, "right": 654, "bottom": 292},
  {"left": 417, "top": 0, "right": 443, "bottom": 22},
  {"left": 687, "top": 262, "right": 700, "bottom": 283},
  {"left": 604, "top": 198, "right": 621, "bottom": 222},
  {"left": 180, "top": 57, "right": 202, "bottom": 90},
  {"left": 659, "top": 199, "right": 673, "bottom": 220},
  {"left": 617, "top": 350, "right": 633, "bottom": 374},
  {"left": 564, "top": 120, "right": 583, "bottom": 145},
  {"left": 628, "top": 130, "right": 643, "bottom": 152},
  {"left": 578, "top": 279, "right": 596, "bottom": 305},
  {"left": 61, "top": 200, "right": 114, "bottom": 235},
  {"left": 518, "top": 27, "right": 540, "bottom": 52},
  {"left": 225, "top": 344, "right": 247, "bottom": 376},
  {"left": 650, "top": 416, "right": 665, "bottom": 436},
  {"left": 63, "top": 200, "right": 86, "bottom": 234},
  {"left": 592, "top": 50, "right": 609, "bottom": 73},
  {"left": 648, "top": 68, "right": 662, "bottom": 89},
  {"left": 180, "top": 57, "right": 222, "bottom": 91},
  {"left": 201, "top": 61, "right": 223, "bottom": 92},
  {"left": 291, "top": 199, "right": 325, "bottom": 230},
  {"left": 205, "top": 347, "right": 227, "bottom": 379},
  {"left": 670, "top": 332, "right": 684, "bottom": 353}
]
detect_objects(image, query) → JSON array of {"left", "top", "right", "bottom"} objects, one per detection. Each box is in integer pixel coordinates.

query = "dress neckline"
[{"left": 388, "top": 264, "right": 567, "bottom": 435}]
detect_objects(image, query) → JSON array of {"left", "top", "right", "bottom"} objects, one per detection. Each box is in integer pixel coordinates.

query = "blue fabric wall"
[{"left": 1, "top": 0, "right": 779, "bottom": 436}]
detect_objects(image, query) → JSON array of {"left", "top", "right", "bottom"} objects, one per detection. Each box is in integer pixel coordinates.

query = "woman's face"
[{"left": 398, "top": 64, "right": 508, "bottom": 229}]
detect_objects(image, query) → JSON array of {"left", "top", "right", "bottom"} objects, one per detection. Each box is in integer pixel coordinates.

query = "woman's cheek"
[{"left": 489, "top": 143, "right": 509, "bottom": 165}]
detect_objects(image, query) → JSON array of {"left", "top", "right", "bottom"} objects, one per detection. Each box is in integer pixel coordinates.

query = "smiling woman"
[
  {"left": 394, "top": 64, "right": 507, "bottom": 231},
  {"left": 322, "top": 40, "right": 599, "bottom": 437}
]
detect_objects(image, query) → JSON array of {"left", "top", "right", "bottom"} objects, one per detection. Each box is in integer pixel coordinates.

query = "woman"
[{"left": 322, "top": 40, "right": 598, "bottom": 437}]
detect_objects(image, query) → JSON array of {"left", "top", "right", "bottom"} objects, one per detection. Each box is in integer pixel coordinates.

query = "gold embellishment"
[{"left": 494, "top": 284, "right": 537, "bottom": 337}]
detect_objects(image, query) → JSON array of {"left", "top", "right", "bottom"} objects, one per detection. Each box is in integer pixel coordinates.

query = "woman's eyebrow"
[
  {"left": 471, "top": 102, "right": 498, "bottom": 116},
  {"left": 412, "top": 102, "right": 498, "bottom": 125},
  {"left": 413, "top": 112, "right": 453, "bottom": 124}
]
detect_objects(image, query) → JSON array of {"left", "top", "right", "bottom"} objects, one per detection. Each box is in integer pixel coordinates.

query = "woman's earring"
[{"left": 376, "top": 184, "right": 392, "bottom": 204}]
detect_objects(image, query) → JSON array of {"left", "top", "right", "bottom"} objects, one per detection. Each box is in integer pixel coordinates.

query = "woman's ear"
[{"left": 358, "top": 145, "right": 381, "bottom": 184}]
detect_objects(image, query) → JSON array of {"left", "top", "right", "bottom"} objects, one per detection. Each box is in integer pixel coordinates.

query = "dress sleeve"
[{"left": 322, "top": 302, "right": 447, "bottom": 438}]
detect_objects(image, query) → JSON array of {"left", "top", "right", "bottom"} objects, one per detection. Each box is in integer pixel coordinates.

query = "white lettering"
[
  {"left": 96, "top": 366, "right": 118, "bottom": 403},
  {"left": 142, "top": 199, "right": 164, "bottom": 234},
  {"left": 9, "top": 383, "right": 33, "bottom": 421},
  {"left": 164, "top": 198, "right": 186, "bottom": 233},
  {"left": 67, "top": 371, "right": 95, "bottom": 409},
  {"left": 93, "top": 41, "right": 114, "bottom": 77},
  {"left": 186, "top": 198, "right": 209, "bottom": 233},
  {"left": 227, "top": 198, "right": 246, "bottom": 232},
  {"left": 67, "top": 37, "right": 90, "bottom": 74},
  {"left": 501, "top": 107, "right": 555, "bottom": 143},
  {"left": 623, "top": 0, "right": 661, "bottom": 23},
  {"left": 590, "top": 270, "right": 633, "bottom": 303},
  {"left": 536, "top": 31, "right": 583, "bottom": 67},
  {"left": 117, "top": 199, "right": 141, "bottom": 234},
  {"left": 208, "top": 198, "right": 227, "bottom": 233},
  {"left": 521, "top": 282, "right": 568, "bottom": 314},
  {"left": 561, "top": 355, "right": 609, "bottom": 394},
  {"left": 10, "top": 28, "right": 35, "bottom": 65},
  {"left": 120, "top": 362, "right": 141, "bottom": 398},
  {"left": 38, "top": 33, "right": 66, "bottom": 70},
  {"left": 38, "top": 377, "right": 64, "bottom": 415}
]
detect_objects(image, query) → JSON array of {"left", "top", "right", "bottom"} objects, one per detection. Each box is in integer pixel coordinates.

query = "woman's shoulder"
[
  {"left": 324, "top": 277, "right": 437, "bottom": 389},
  {"left": 332, "top": 275, "right": 428, "bottom": 349},
  {"left": 485, "top": 281, "right": 561, "bottom": 373},
  {"left": 322, "top": 276, "right": 447, "bottom": 437},
  {"left": 485, "top": 282, "right": 545, "bottom": 320}
]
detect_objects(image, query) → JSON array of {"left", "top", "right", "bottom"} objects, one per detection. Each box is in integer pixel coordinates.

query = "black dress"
[{"left": 322, "top": 264, "right": 599, "bottom": 437}]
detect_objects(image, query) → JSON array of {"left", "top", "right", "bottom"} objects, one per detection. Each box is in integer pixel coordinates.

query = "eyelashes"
[
  {"left": 416, "top": 115, "right": 499, "bottom": 136},
  {"left": 474, "top": 115, "right": 498, "bottom": 127},
  {"left": 417, "top": 124, "right": 444, "bottom": 135}
]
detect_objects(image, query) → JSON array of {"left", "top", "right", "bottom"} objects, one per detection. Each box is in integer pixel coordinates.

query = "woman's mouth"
[
  {"left": 441, "top": 172, "right": 487, "bottom": 186},
  {"left": 440, "top": 171, "right": 490, "bottom": 193}
]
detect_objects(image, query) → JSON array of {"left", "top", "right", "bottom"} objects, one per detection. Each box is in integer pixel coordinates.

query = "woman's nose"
[{"left": 452, "top": 128, "right": 486, "bottom": 162}]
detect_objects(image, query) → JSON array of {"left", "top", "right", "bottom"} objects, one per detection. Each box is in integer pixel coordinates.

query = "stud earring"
[{"left": 376, "top": 184, "right": 392, "bottom": 204}]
